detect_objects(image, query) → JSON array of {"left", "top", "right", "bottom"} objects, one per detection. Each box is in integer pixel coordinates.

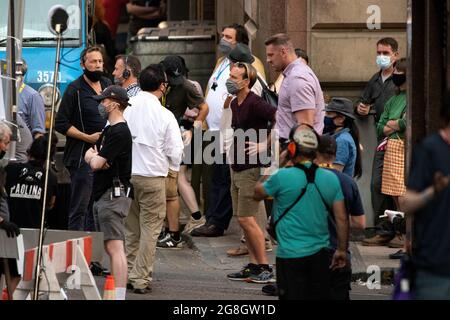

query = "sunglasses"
[{"left": 234, "top": 62, "right": 250, "bottom": 79}]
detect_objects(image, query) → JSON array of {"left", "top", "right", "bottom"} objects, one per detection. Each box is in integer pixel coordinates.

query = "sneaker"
[
  {"left": 183, "top": 216, "right": 206, "bottom": 235},
  {"left": 90, "top": 262, "right": 110, "bottom": 276},
  {"left": 158, "top": 228, "right": 166, "bottom": 241},
  {"left": 133, "top": 287, "right": 151, "bottom": 294},
  {"left": 227, "top": 264, "right": 258, "bottom": 281},
  {"left": 262, "top": 284, "right": 278, "bottom": 296},
  {"left": 265, "top": 240, "right": 273, "bottom": 252},
  {"left": 157, "top": 233, "right": 183, "bottom": 250},
  {"left": 191, "top": 224, "right": 224, "bottom": 237},
  {"left": 247, "top": 269, "right": 275, "bottom": 284},
  {"left": 388, "top": 234, "right": 405, "bottom": 248},
  {"left": 227, "top": 244, "right": 249, "bottom": 257},
  {"left": 389, "top": 250, "right": 407, "bottom": 260},
  {"left": 361, "top": 234, "right": 394, "bottom": 246}
]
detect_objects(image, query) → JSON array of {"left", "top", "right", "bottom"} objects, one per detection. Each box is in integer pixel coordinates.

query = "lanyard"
[
  {"left": 19, "top": 83, "right": 25, "bottom": 94},
  {"left": 319, "top": 163, "right": 334, "bottom": 169},
  {"left": 214, "top": 60, "right": 230, "bottom": 82}
]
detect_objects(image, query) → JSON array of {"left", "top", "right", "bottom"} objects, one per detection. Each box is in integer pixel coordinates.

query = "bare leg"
[
  {"left": 105, "top": 240, "right": 128, "bottom": 292},
  {"left": 178, "top": 166, "right": 200, "bottom": 214},
  {"left": 238, "top": 216, "right": 268, "bottom": 265}
]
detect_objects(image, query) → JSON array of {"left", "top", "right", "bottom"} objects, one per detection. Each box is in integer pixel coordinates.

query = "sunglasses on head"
[{"left": 234, "top": 62, "right": 250, "bottom": 79}]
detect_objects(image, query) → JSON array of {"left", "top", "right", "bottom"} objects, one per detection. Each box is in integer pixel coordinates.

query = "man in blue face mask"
[
  {"left": 354, "top": 37, "right": 400, "bottom": 228},
  {"left": 356, "top": 38, "right": 399, "bottom": 121}
]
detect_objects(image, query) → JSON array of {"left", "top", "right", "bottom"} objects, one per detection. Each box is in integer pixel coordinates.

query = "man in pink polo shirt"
[{"left": 265, "top": 33, "right": 325, "bottom": 143}]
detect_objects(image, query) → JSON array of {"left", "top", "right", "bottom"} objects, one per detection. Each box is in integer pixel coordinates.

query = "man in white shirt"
[
  {"left": 123, "top": 64, "right": 184, "bottom": 294},
  {"left": 192, "top": 24, "right": 267, "bottom": 237}
]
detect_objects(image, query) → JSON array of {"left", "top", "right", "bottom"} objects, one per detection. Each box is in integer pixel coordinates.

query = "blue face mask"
[{"left": 376, "top": 55, "right": 392, "bottom": 70}]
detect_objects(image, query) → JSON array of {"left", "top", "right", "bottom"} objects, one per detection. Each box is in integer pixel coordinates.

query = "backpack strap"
[
  {"left": 296, "top": 163, "right": 337, "bottom": 227},
  {"left": 272, "top": 163, "right": 318, "bottom": 229}
]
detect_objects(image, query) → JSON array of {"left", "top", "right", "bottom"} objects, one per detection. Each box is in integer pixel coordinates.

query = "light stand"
[{"left": 32, "top": 5, "right": 68, "bottom": 301}]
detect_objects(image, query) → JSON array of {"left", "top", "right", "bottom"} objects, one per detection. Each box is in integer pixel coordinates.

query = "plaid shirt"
[{"left": 126, "top": 83, "right": 141, "bottom": 98}]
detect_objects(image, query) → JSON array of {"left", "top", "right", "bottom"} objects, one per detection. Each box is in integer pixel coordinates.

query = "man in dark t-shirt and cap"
[
  {"left": 85, "top": 85, "right": 133, "bottom": 300},
  {"left": 157, "top": 56, "right": 209, "bottom": 249}
]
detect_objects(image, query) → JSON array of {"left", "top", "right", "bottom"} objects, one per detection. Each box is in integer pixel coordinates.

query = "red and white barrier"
[
  {"left": 14, "top": 236, "right": 101, "bottom": 300},
  {"left": 22, "top": 237, "right": 93, "bottom": 282}
]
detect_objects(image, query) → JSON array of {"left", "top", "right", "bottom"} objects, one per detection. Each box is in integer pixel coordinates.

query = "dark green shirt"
[{"left": 376, "top": 91, "right": 407, "bottom": 140}]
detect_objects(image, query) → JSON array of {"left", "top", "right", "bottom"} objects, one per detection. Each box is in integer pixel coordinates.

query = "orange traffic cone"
[
  {"left": 2, "top": 288, "right": 10, "bottom": 300},
  {"left": 103, "top": 276, "right": 116, "bottom": 300}
]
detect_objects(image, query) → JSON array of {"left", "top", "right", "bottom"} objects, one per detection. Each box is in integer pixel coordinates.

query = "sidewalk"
[{"left": 182, "top": 217, "right": 401, "bottom": 285}]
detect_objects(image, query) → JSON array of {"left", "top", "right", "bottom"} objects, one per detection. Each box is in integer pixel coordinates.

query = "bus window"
[{"left": 22, "top": 0, "right": 82, "bottom": 47}]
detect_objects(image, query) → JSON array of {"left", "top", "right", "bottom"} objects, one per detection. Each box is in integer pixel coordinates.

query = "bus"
[{"left": 0, "top": 0, "right": 93, "bottom": 110}]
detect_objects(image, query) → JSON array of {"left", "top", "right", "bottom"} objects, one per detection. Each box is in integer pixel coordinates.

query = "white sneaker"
[{"left": 183, "top": 216, "right": 206, "bottom": 235}]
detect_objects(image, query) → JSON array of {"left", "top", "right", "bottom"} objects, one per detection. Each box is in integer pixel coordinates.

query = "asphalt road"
[{"left": 85, "top": 246, "right": 393, "bottom": 301}]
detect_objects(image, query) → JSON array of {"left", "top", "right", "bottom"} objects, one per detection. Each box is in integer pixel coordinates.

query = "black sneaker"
[
  {"left": 227, "top": 264, "right": 259, "bottom": 281},
  {"left": 191, "top": 224, "right": 224, "bottom": 237},
  {"left": 157, "top": 233, "right": 183, "bottom": 250},
  {"left": 262, "top": 284, "right": 278, "bottom": 296},
  {"left": 90, "top": 262, "right": 110, "bottom": 276},
  {"left": 389, "top": 250, "right": 407, "bottom": 260},
  {"left": 158, "top": 228, "right": 166, "bottom": 241}
]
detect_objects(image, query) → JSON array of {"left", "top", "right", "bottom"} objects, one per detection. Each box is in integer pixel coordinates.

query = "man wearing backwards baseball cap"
[
  {"left": 254, "top": 125, "right": 348, "bottom": 300},
  {"left": 85, "top": 85, "right": 133, "bottom": 300}
]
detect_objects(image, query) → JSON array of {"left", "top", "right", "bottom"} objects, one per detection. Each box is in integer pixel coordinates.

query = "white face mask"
[{"left": 376, "top": 55, "right": 392, "bottom": 70}]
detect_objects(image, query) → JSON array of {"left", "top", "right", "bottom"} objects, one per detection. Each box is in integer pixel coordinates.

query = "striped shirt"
[{"left": 126, "top": 83, "right": 141, "bottom": 98}]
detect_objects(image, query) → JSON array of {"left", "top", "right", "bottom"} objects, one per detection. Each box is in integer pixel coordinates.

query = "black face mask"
[
  {"left": 0, "top": 150, "right": 6, "bottom": 159},
  {"left": 392, "top": 73, "right": 406, "bottom": 87},
  {"left": 84, "top": 69, "right": 103, "bottom": 82}
]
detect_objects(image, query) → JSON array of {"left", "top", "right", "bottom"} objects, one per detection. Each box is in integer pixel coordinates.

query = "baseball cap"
[
  {"left": 161, "top": 56, "right": 185, "bottom": 86},
  {"left": 228, "top": 43, "right": 255, "bottom": 64},
  {"left": 293, "top": 129, "right": 319, "bottom": 150},
  {"left": 93, "top": 85, "right": 131, "bottom": 106},
  {"left": 325, "top": 97, "right": 356, "bottom": 120}
]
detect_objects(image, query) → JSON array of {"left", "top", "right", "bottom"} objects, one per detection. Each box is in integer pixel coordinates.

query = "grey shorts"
[{"left": 93, "top": 191, "right": 132, "bottom": 242}]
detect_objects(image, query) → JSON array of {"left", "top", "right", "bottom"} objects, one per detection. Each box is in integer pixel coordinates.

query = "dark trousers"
[
  {"left": 67, "top": 161, "right": 95, "bottom": 231},
  {"left": 205, "top": 158, "right": 233, "bottom": 232},
  {"left": 276, "top": 249, "right": 332, "bottom": 300},
  {"left": 371, "top": 150, "right": 395, "bottom": 225},
  {"left": 191, "top": 130, "right": 214, "bottom": 214},
  {"left": 331, "top": 265, "right": 352, "bottom": 300}
]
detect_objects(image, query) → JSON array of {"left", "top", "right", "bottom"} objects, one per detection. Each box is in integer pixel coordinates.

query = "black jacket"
[
  {"left": 55, "top": 76, "right": 111, "bottom": 168},
  {"left": 357, "top": 71, "right": 397, "bottom": 123}
]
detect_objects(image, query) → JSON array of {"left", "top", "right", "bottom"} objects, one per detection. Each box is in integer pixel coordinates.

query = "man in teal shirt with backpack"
[{"left": 254, "top": 125, "right": 348, "bottom": 300}]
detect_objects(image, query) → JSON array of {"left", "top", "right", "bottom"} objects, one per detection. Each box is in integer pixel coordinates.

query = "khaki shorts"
[
  {"left": 93, "top": 191, "right": 132, "bottom": 242},
  {"left": 165, "top": 169, "right": 179, "bottom": 201},
  {"left": 231, "top": 168, "right": 261, "bottom": 218}
]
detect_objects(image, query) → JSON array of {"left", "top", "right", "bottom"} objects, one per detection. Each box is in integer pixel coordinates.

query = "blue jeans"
[
  {"left": 415, "top": 270, "right": 450, "bottom": 300},
  {"left": 67, "top": 161, "right": 95, "bottom": 231}
]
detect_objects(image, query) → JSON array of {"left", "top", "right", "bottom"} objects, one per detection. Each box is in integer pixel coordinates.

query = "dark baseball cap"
[
  {"left": 228, "top": 43, "right": 255, "bottom": 64},
  {"left": 93, "top": 85, "right": 131, "bottom": 106},
  {"left": 325, "top": 97, "right": 356, "bottom": 120},
  {"left": 161, "top": 56, "right": 185, "bottom": 86}
]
